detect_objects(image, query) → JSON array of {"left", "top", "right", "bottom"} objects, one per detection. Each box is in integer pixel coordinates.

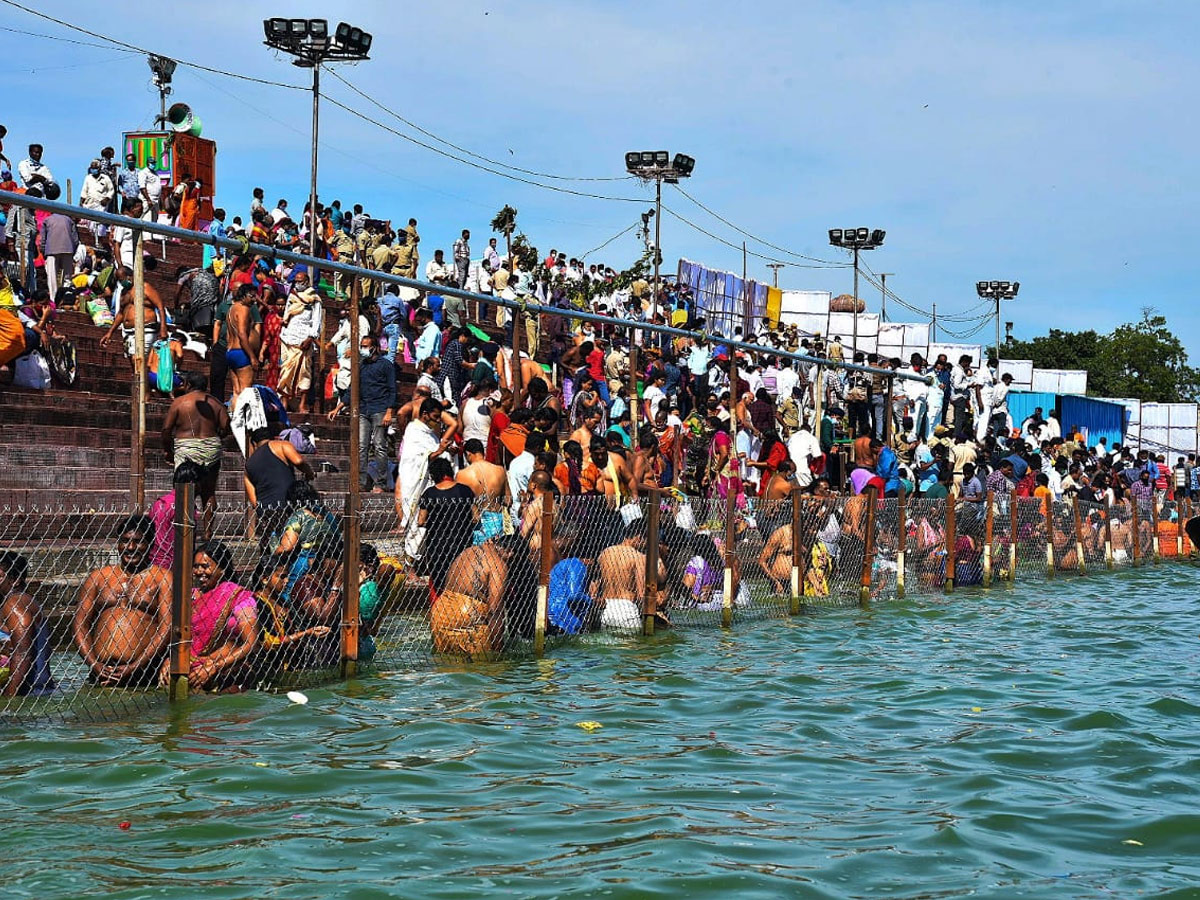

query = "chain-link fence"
[{"left": 3, "top": 481, "right": 1194, "bottom": 721}]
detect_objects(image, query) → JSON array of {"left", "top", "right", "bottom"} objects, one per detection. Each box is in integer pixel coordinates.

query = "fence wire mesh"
[{"left": 3, "top": 480, "right": 1195, "bottom": 721}]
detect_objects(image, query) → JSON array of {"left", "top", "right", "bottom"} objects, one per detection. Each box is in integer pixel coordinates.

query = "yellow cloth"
[
  {"left": 431, "top": 591, "right": 497, "bottom": 656},
  {"left": 765, "top": 286, "right": 782, "bottom": 328}
]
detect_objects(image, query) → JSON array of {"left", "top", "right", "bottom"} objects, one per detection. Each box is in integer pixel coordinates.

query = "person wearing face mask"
[
  {"left": 100, "top": 264, "right": 169, "bottom": 362},
  {"left": 117, "top": 152, "right": 141, "bottom": 205},
  {"left": 137, "top": 155, "right": 163, "bottom": 222},
  {"left": 355, "top": 335, "right": 397, "bottom": 492},
  {"left": 80, "top": 159, "right": 114, "bottom": 239}
]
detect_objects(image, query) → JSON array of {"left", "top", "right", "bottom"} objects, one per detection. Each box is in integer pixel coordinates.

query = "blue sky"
[{"left": 3, "top": 0, "right": 1197, "bottom": 356}]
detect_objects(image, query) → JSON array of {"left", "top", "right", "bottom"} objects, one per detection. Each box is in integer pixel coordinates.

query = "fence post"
[
  {"left": 1131, "top": 497, "right": 1142, "bottom": 566},
  {"left": 789, "top": 490, "right": 802, "bottom": 614},
  {"left": 339, "top": 497, "right": 361, "bottom": 679},
  {"left": 1184, "top": 498, "right": 1193, "bottom": 556},
  {"left": 722, "top": 489, "right": 735, "bottom": 628},
  {"left": 643, "top": 489, "right": 660, "bottom": 636},
  {"left": 511, "top": 298, "right": 523, "bottom": 399},
  {"left": 1149, "top": 496, "right": 1161, "bottom": 563},
  {"left": 983, "top": 490, "right": 994, "bottom": 587},
  {"left": 1072, "top": 497, "right": 1087, "bottom": 575},
  {"left": 1008, "top": 488, "right": 1018, "bottom": 583},
  {"left": 1103, "top": 498, "right": 1114, "bottom": 569},
  {"left": 168, "top": 480, "right": 195, "bottom": 702},
  {"left": 859, "top": 486, "right": 878, "bottom": 607},
  {"left": 1043, "top": 496, "right": 1056, "bottom": 577},
  {"left": 535, "top": 491, "right": 553, "bottom": 653},
  {"left": 627, "top": 344, "right": 639, "bottom": 436},
  {"left": 896, "top": 487, "right": 907, "bottom": 598},
  {"left": 1177, "top": 498, "right": 1185, "bottom": 558},
  {"left": 943, "top": 498, "right": 956, "bottom": 593},
  {"left": 130, "top": 229, "right": 147, "bottom": 510}
]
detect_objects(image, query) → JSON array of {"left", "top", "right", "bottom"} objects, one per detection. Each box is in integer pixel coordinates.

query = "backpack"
[{"left": 155, "top": 339, "right": 175, "bottom": 392}]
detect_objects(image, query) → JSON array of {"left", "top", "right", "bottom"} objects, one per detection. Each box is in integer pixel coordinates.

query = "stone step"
[{"left": 0, "top": 464, "right": 353, "bottom": 492}]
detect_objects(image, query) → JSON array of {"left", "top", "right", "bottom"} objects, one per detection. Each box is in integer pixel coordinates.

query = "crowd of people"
[{"left": 3, "top": 130, "right": 1199, "bottom": 694}]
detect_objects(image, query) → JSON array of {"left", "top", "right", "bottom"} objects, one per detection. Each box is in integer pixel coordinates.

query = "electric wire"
[
  {"left": 660, "top": 205, "right": 849, "bottom": 269},
  {"left": 327, "top": 70, "right": 635, "bottom": 183},
  {"left": 322, "top": 95, "right": 647, "bottom": 203},
  {"left": 0, "top": 0, "right": 307, "bottom": 89},
  {"left": 581, "top": 222, "right": 639, "bottom": 260},
  {"left": 670, "top": 183, "right": 845, "bottom": 265},
  {"left": 0, "top": 24, "right": 139, "bottom": 51}
]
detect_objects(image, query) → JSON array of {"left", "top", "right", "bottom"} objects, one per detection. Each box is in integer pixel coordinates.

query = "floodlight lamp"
[
  {"left": 336, "top": 21, "right": 351, "bottom": 44},
  {"left": 288, "top": 18, "right": 309, "bottom": 37},
  {"left": 829, "top": 229, "right": 843, "bottom": 245},
  {"left": 265, "top": 18, "right": 289, "bottom": 41},
  {"left": 998, "top": 281, "right": 1011, "bottom": 292},
  {"left": 625, "top": 152, "right": 640, "bottom": 170},
  {"left": 990, "top": 280, "right": 1001, "bottom": 290},
  {"left": 870, "top": 229, "right": 885, "bottom": 246},
  {"left": 653, "top": 151, "right": 669, "bottom": 166},
  {"left": 856, "top": 227, "right": 869, "bottom": 242},
  {"left": 1011, "top": 281, "right": 1020, "bottom": 296},
  {"left": 307, "top": 18, "right": 328, "bottom": 38},
  {"left": 976, "top": 281, "right": 989, "bottom": 295},
  {"left": 357, "top": 31, "right": 372, "bottom": 53},
  {"left": 673, "top": 153, "right": 695, "bottom": 176}
]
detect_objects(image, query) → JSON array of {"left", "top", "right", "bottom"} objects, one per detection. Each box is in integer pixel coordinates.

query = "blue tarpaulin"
[
  {"left": 677, "top": 259, "right": 766, "bottom": 337},
  {"left": 1007, "top": 391, "right": 1126, "bottom": 447}
]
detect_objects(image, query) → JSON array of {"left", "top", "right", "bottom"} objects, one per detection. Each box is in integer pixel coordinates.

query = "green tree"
[{"left": 1004, "top": 308, "right": 1199, "bottom": 402}]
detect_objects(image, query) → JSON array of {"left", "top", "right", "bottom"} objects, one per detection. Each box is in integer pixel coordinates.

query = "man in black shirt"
[
  {"left": 418, "top": 458, "right": 477, "bottom": 592},
  {"left": 358, "top": 335, "right": 397, "bottom": 492}
]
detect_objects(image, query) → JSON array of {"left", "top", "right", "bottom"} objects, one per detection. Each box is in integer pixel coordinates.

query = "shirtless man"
[
  {"left": 762, "top": 459, "right": 796, "bottom": 501},
  {"left": 632, "top": 429, "right": 664, "bottom": 493},
  {"left": 73, "top": 514, "right": 172, "bottom": 686},
  {"left": 225, "top": 283, "right": 261, "bottom": 402},
  {"left": 758, "top": 520, "right": 795, "bottom": 595},
  {"left": 591, "top": 520, "right": 666, "bottom": 629},
  {"left": 431, "top": 537, "right": 517, "bottom": 656},
  {"left": 571, "top": 408, "right": 603, "bottom": 462},
  {"left": 99, "top": 266, "right": 168, "bottom": 366},
  {"left": 582, "top": 437, "right": 635, "bottom": 501},
  {"left": 457, "top": 438, "right": 509, "bottom": 543},
  {"left": 161, "top": 371, "right": 231, "bottom": 540}
]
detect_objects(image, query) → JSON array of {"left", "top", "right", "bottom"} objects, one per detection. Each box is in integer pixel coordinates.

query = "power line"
[
  {"left": 670, "top": 183, "right": 843, "bottom": 265},
  {"left": 660, "top": 205, "right": 848, "bottom": 269},
  {"left": 0, "top": 0, "right": 306, "bottom": 90},
  {"left": 581, "top": 222, "right": 639, "bottom": 259},
  {"left": 322, "top": 95, "right": 647, "bottom": 203},
  {"left": 0, "top": 24, "right": 139, "bottom": 50},
  {"left": 327, "top": 70, "right": 635, "bottom": 184}
]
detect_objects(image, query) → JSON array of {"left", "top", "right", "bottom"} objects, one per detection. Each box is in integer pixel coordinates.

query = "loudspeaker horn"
[{"left": 166, "top": 102, "right": 202, "bottom": 137}]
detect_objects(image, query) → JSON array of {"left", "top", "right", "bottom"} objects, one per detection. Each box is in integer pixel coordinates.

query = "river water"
[{"left": 4, "top": 565, "right": 1199, "bottom": 898}]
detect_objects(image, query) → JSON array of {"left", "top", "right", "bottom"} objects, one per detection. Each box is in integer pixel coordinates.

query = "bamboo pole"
[
  {"left": 1178, "top": 498, "right": 1185, "bottom": 558},
  {"left": 131, "top": 229, "right": 146, "bottom": 510},
  {"left": 722, "top": 489, "right": 735, "bottom": 628},
  {"left": 535, "top": 491, "right": 553, "bottom": 654},
  {"left": 1184, "top": 498, "right": 1194, "bottom": 556},
  {"left": 1149, "top": 495, "right": 1161, "bottom": 563},
  {"left": 643, "top": 489, "right": 660, "bottom": 636},
  {"left": 1103, "top": 497, "right": 1114, "bottom": 569},
  {"left": 1131, "top": 497, "right": 1143, "bottom": 566},
  {"left": 168, "top": 480, "right": 194, "bottom": 702},
  {"left": 789, "top": 490, "right": 802, "bottom": 614},
  {"left": 510, "top": 297, "right": 523, "bottom": 399},
  {"left": 943, "top": 497, "right": 956, "bottom": 593},
  {"left": 983, "top": 490, "right": 994, "bottom": 587},
  {"left": 896, "top": 487, "right": 907, "bottom": 598},
  {"left": 1043, "top": 495, "right": 1055, "bottom": 577},
  {"left": 339, "top": 497, "right": 361, "bottom": 678},
  {"left": 1072, "top": 496, "right": 1086, "bottom": 575},
  {"left": 859, "top": 486, "right": 878, "bottom": 607},
  {"left": 1008, "top": 488, "right": 1018, "bottom": 583}
]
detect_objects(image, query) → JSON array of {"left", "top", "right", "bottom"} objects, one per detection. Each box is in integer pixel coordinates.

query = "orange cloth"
[
  {"left": 431, "top": 590, "right": 499, "bottom": 656},
  {"left": 498, "top": 423, "right": 528, "bottom": 459}
]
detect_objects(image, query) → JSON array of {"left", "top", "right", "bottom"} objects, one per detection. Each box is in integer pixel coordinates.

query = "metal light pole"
[
  {"left": 829, "top": 228, "right": 885, "bottom": 355},
  {"left": 264, "top": 18, "right": 372, "bottom": 264},
  {"left": 879, "top": 272, "right": 893, "bottom": 323},
  {"left": 147, "top": 55, "right": 176, "bottom": 128},
  {"left": 767, "top": 263, "right": 784, "bottom": 287},
  {"left": 976, "top": 280, "right": 1020, "bottom": 369},
  {"left": 625, "top": 151, "right": 695, "bottom": 325}
]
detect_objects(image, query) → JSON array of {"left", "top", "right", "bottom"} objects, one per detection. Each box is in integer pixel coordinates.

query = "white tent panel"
[
  {"left": 878, "top": 323, "right": 906, "bottom": 350},
  {"left": 1142, "top": 424, "right": 1169, "bottom": 449},
  {"left": 779, "top": 290, "right": 831, "bottom": 318},
  {"left": 999, "top": 359, "right": 1034, "bottom": 389},
  {"left": 790, "top": 311, "right": 828, "bottom": 337},
  {"left": 1165, "top": 403, "right": 1197, "bottom": 428},
  {"left": 1168, "top": 428, "right": 1198, "bottom": 456},
  {"left": 904, "top": 323, "right": 930, "bottom": 346},
  {"left": 1057, "top": 370, "right": 1089, "bottom": 395},
  {"left": 1140, "top": 402, "right": 1170, "bottom": 429},
  {"left": 929, "top": 343, "right": 983, "bottom": 367}
]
